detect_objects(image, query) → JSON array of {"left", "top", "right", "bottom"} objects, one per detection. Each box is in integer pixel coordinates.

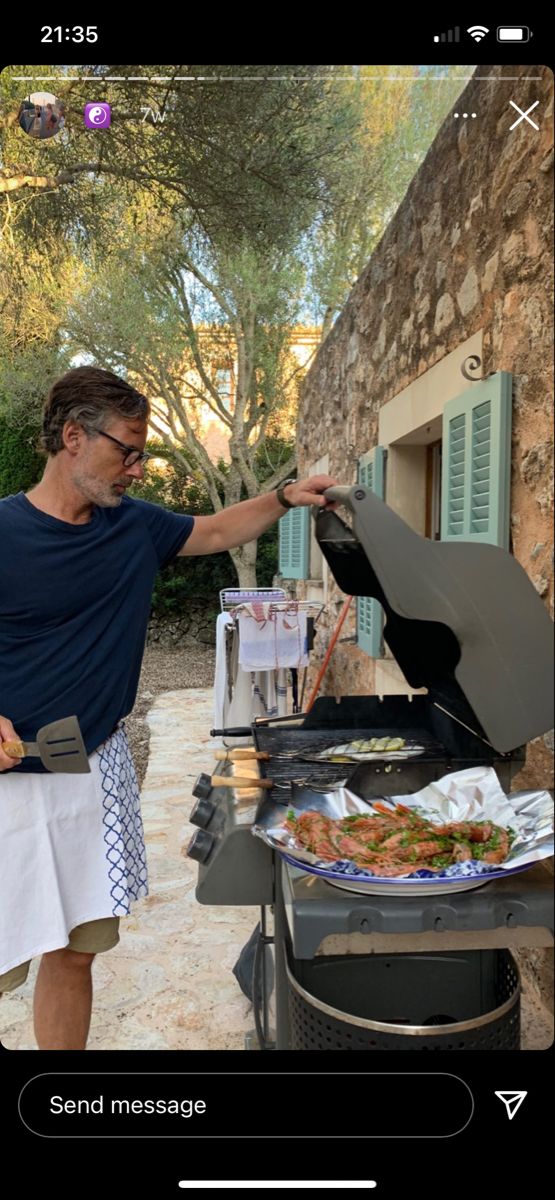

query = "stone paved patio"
[{"left": 1, "top": 687, "right": 552, "bottom": 1051}]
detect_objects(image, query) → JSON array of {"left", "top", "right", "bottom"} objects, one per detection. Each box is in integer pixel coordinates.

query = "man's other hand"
[{"left": 0, "top": 715, "right": 23, "bottom": 769}]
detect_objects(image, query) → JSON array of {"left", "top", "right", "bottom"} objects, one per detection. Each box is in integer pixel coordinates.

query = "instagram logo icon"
[{"left": 84, "top": 103, "right": 111, "bottom": 129}]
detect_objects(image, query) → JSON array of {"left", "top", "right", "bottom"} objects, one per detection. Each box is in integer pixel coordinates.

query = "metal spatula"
[{"left": 2, "top": 715, "right": 91, "bottom": 774}]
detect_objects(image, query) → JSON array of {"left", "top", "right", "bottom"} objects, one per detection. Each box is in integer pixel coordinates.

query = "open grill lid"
[{"left": 315, "top": 485, "right": 554, "bottom": 754}]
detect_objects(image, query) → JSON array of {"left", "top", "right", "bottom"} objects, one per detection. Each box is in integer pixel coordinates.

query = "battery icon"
[{"left": 497, "top": 26, "right": 531, "bottom": 42}]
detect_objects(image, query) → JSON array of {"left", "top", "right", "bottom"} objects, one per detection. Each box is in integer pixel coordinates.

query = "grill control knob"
[
  {"left": 186, "top": 829, "right": 215, "bottom": 863},
  {"left": 192, "top": 773, "right": 213, "bottom": 800},
  {"left": 190, "top": 796, "right": 216, "bottom": 828}
]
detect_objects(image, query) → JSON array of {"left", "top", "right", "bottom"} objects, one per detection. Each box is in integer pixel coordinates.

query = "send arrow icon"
[{"left": 495, "top": 1091, "right": 528, "bottom": 1120}]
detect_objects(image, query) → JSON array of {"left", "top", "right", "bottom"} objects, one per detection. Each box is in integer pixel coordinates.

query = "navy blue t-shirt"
[{"left": 0, "top": 493, "right": 194, "bottom": 772}]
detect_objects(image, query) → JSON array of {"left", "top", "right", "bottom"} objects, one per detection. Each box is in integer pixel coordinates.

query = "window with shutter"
[
  {"left": 441, "top": 372, "right": 512, "bottom": 548},
  {"left": 215, "top": 368, "right": 232, "bottom": 410},
  {"left": 357, "top": 446, "right": 385, "bottom": 657},
  {"left": 278, "top": 505, "right": 309, "bottom": 579}
]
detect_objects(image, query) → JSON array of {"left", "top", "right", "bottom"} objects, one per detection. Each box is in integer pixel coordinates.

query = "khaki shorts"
[{"left": 0, "top": 917, "right": 120, "bottom": 994}]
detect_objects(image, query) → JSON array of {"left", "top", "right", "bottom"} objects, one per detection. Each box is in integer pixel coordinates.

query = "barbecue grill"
[{"left": 187, "top": 484, "right": 554, "bottom": 1050}]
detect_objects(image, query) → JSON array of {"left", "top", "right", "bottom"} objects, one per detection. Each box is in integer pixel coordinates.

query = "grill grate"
[{"left": 253, "top": 727, "right": 446, "bottom": 805}]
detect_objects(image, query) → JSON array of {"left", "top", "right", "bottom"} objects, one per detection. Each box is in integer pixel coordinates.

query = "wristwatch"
[{"left": 276, "top": 479, "right": 296, "bottom": 510}]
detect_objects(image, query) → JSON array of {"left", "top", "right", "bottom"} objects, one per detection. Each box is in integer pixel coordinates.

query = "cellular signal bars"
[{"left": 433, "top": 28, "right": 460, "bottom": 43}]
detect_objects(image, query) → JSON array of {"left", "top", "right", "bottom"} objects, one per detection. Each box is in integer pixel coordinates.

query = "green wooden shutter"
[
  {"left": 441, "top": 372, "right": 512, "bottom": 548},
  {"left": 279, "top": 505, "right": 309, "bottom": 579},
  {"left": 357, "top": 446, "right": 385, "bottom": 657}
]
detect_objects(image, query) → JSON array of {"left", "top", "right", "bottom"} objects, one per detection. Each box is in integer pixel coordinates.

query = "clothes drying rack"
[
  {"left": 220, "top": 588, "right": 288, "bottom": 612},
  {"left": 220, "top": 587, "right": 325, "bottom": 620},
  {"left": 218, "top": 589, "right": 326, "bottom": 713}
]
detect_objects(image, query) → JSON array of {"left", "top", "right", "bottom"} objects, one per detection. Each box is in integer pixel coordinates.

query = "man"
[
  {"left": 0, "top": 365, "right": 337, "bottom": 1049},
  {"left": 43, "top": 103, "right": 58, "bottom": 137}
]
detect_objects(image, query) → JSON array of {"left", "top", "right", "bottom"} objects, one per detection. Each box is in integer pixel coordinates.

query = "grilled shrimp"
[
  {"left": 284, "top": 809, "right": 511, "bottom": 874},
  {"left": 334, "top": 834, "right": 368, "bottom": 858},
  {"left": 452, "top": 842, "right": 473, "bottom": 862},
  {"left": 360, "top": 858, "right": 437, "bottom": 877},
  {"left": 441, "top": 821, "right": 494, "bottom": 842},
  {"left": 392, "top": 840, "right": 450, "bottom": 862},
  {"left": 481, "top": 828, "right": 510, "bottom": 864},
  {"left": 287, "top": 812, "right": 338, "bottom": 859}
]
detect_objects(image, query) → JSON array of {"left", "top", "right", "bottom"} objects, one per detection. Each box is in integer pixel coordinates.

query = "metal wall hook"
[{"left": 460, "top": 354, "right": 482, "bottom": 381}]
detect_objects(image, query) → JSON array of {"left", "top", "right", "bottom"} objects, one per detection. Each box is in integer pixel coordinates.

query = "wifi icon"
[{"left": 467, "top": 25, "right": 490, "bottom": 41}]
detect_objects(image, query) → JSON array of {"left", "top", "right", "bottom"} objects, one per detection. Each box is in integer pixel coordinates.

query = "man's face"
[{"left": 71, "top": 417, "right": 148, "bottom": 508}]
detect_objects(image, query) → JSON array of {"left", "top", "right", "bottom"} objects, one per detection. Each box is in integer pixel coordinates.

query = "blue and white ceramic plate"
[{"left": 280, "top": 853, "right": 533, "bottom": 896}]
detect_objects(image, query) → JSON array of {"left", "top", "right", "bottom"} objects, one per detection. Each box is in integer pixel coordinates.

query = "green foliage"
[
  {"left": 151, "top": 551, "right": 234, "bottom": 621},
  {"left": 0, "top": 344, "right": 71, "bottom": 496},
  {"left": 134, "top": 443, "right": 221, "bottom": 512},
  {"left": 132, "top": 437, "right": 288, "bottom": 616},
  {"left": 307, "top": 65, "right": 472, "bottom": 337},
  {"left": 0, "top": 344, "right": 70, "bottom": 419},
  {"left": 0, "top": 413, "right": 44, "bottom": 496},
  {"left": 1, "top": 66, "right": 348, "bottom": 252},
  {"left": 253, "top": 432, "right": 295, "bottom": 484},
  {"left": 1, "top": 62, "right": 475, "bottom": 588},
  {"left": 255, "top": 524, "right": 279, "bottom": 587}
]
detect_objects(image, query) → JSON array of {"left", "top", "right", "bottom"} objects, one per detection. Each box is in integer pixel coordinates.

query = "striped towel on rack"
[{"left": 252, "top": 669, "right": 288, "bottom": 718}]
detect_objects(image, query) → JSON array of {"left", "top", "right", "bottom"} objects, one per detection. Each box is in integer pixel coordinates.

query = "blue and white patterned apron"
[{"left": 0, "top": 725, "right": 148, "bottom": 975}]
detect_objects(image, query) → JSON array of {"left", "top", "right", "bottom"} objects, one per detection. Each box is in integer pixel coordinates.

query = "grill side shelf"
[{"left": 280, "top": 861, "right": 555, "bottom": 959}]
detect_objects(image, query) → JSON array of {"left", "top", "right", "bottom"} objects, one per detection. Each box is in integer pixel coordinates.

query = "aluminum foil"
[{"left": 252, "top": 765, "right": 554, "bottom": 880}]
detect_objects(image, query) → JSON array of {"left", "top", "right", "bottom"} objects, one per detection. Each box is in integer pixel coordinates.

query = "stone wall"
[
  {"left": 295, "top": 64, "right": 554, "bottom": 791},
  {"left": 147, "top": 604, "right": 216, "bottom": 648}
]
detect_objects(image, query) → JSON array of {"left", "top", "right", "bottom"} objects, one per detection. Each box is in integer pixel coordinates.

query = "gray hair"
[{"left": 41, "top": 366, "right": 150, "bottom": 455}]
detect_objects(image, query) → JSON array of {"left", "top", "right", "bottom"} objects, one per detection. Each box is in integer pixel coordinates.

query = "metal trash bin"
[{"left": 286, "top": 948, "right": 520, "bottom": 1050}]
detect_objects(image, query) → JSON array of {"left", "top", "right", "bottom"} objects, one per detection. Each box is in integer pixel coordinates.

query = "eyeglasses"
[{"left": 95, "top": 429, "right": 152, "bottom": 467}]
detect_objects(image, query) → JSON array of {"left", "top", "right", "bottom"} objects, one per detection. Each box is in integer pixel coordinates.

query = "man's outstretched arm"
[{"left": 178, "top": 475, "right": 338, "bottom": 556}]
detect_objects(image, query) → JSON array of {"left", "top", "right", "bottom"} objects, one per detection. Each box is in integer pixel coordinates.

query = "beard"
[{"left": 73, "top": 468, "right": 129, "bottom": 508}]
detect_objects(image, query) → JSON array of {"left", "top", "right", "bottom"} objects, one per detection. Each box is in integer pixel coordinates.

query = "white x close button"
[{"left": 509, "top": 100, "right": 540, "bottom": 130}]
